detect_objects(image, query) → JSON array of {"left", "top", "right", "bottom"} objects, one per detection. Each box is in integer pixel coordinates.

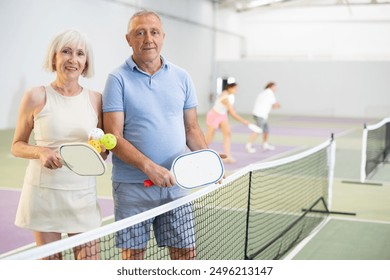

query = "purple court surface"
[{"left": 0, "top": 190, "right": 113, "bottom": 255}]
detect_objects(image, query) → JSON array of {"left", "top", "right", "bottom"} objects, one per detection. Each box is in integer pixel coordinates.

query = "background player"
[{"left": 246, "top": 82, "right": 281, "bottom": 153}]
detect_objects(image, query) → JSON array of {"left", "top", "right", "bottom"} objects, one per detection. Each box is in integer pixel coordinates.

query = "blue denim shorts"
[{"left": 112, "top": 182, "right": 195, "bottom": 249}]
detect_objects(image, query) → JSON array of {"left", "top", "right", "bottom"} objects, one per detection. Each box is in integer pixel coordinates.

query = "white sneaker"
[
  {"left": 263, "top": 143, "right": 275, "bottom": 151},
  {"left": 245, "top": 143, "right": 256, "bottom": 153}
]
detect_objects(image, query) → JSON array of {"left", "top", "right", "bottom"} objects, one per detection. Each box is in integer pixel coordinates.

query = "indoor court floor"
[{"left": 1, "top": 114, "right": 389, "bottom": 259}]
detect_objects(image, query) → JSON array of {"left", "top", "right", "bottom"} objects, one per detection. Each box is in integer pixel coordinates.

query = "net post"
[
  {"left": 361, "top": 118, "right": 390, "bottom": 183},
  {"left": 327, "top": 134, "right": 336, "bottom": 210},
  {"left": 244, "top": 171, "right": 252, "bottom": 260},
  {"left": 361, "top": 121, "right": 368, "bottom": 182},
  {"left": 384, "top": 122, "right": 390, "bottom": 162}
]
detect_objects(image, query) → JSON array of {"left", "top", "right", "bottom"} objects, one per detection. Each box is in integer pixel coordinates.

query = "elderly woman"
[{"left": 11, "top": 29, "right": 104, "bottom": 260}]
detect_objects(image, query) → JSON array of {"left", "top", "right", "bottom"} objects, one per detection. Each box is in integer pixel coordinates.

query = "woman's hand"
[{"left": 39, "top": 147, "right": 63, "bottom": 170}]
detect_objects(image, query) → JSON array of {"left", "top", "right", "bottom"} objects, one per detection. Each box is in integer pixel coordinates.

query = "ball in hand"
[
  {"left": 89, "top": 128, "right": 104, "bottom": 140},
  {"left": 100, "top": 133, "right": 117, "bottom": 150},
  {"left": 88, "top": 139, "right": 102, "bottom": 153}
]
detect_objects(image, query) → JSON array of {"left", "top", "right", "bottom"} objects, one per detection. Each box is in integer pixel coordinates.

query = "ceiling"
[{"left": 213, "top": 0, "right": 390, "bottom": 12}]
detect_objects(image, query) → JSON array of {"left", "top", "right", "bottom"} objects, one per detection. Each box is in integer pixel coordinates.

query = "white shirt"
[
  {"left": 213, "top": 92, "right": 234, "bottom": 115},
  {"left": 252, "top": 88, "right": 276, "bottom": 119}
]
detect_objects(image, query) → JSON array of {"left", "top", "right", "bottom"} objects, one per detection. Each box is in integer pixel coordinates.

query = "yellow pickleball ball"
[
  {"left": 100, "top": 133, "right": 117, "bottom": 150},
  {"left": 88, "top": 139, "right": 102, "bottom": 153}
]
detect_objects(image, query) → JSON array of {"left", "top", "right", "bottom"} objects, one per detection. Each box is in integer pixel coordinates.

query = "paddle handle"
[
  {"left": 248, "top": 124, "right": 262, "bottom": 133},
  {"left": 144, "top": 179, "right": 154, "bottom": 187}
]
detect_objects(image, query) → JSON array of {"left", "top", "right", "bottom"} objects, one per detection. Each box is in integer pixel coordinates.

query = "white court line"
[
  {"left": 0, "top": 186, "right": 22, "bottom": 192},
  {"left": 259, "top": 145, "right": 308, "bottom": 163},
  {"left": 227, "top": 145, "right": 309, "bottom": 175},
  {"left": 283, "top": 216, "right": 331, "bottom": 260},
  {"left": 283, "top": 215, "right": 390, "bottom": 260},
  {"left": 0, "top": 186, "right": 114, "bottom": 258},
  {"left": 333, "top": 127, "right": 359, "bottom": 138},
  {"left": 0, "top": 243, "right": 37, "bottom": 259},
  {"left": 0, "top": 185, "right": 114, "bottom": 200},
  {"left": 330, "top": 215, "right": 390, "bottom": 225}
]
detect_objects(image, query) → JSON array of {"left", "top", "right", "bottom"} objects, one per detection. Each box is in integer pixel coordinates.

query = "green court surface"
[{"left": 292, "top": 218, "right": 390, "bottom": 260}]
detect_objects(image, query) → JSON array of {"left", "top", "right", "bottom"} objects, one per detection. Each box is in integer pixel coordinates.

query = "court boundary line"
[
  {"left": 283, "top": 217, "right": 331, "bottom": 260},
  {"left": 333, "top": 127, "right": 358, "bottom": 138},
  {"left": 258, "top": 145, "right": 309, "bottom": 163},
  {"left": 330, "top": 215, "right": 390, "bottom": 225},
  {"left": 282, "top": 215, "right": 390, "bottom": 260},
  {"left": 0, "top": 186, "right": 23, "bottom": 192},
  {"left": 226, "top": 145, "right": 309, "bottom": 175},
  {"left": 0, "top": 186, "right": 113, "bottom": 200},
  {"left": 0, "top": 186, "right": 114, "bottom": 257},
  {"left": 0, "top": 214, "right": 116, "bottom": 259}
]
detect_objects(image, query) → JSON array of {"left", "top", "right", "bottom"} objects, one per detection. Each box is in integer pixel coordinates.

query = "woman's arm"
[{"left": 11, "top": 86, "right": 62, "bottom": 169}]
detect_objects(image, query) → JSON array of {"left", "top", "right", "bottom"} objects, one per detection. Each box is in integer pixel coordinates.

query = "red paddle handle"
[{"left": 144, "top": 179, "right": 154, "bottom": 187}]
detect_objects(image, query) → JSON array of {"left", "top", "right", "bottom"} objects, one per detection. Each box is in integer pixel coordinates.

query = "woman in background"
[{"left": 205, "top": 82, "right": 251, "bottom": 163}]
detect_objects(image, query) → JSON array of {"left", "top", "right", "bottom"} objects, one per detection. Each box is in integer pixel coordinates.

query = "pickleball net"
[
  {"left": 360, "top": 117, "right": 390, "bottom": 183},
  {"left": 1, "top": 138, "right": 335, "bottom": 260}
]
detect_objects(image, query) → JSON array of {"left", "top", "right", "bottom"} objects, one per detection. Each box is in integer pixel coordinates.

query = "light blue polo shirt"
[{"left": 102, "top": 56, "right": 198, "bottom": 183}]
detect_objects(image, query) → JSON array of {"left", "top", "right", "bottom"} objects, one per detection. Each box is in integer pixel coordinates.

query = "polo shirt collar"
[{"left": 126, "top": 56, "right": 169, "bottom": 73}]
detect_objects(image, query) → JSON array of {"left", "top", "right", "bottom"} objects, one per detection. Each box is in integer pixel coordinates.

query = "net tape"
[{"left": 360, "top": 117, "right": 390, "bottom": 182}]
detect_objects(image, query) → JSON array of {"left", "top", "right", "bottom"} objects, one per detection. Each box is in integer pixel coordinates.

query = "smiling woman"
[
  {"left": 10, "top": 29, "right": 106, "bottom": 260},
  {"left": 44, "top": 29, "right": 95, "bottom": 78}
]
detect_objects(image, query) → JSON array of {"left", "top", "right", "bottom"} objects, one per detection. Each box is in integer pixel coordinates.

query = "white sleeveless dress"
[{"left": 15, "top": 86, "right": 102, "bottom": 233}]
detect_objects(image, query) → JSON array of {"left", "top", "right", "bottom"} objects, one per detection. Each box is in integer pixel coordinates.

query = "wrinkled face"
[
  {"left": 53, "top": 44, "right": 87, "bottom": 79},
  {"left": 126, "top": 14, "right": 165, "bottom": 65}
]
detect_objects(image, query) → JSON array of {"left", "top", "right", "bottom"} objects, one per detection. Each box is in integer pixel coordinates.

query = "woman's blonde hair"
[{"left": 43, "top": 29, "right": 94, "bottom": 78}]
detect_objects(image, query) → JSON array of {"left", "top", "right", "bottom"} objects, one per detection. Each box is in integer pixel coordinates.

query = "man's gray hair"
[{"left": 127, "top": 10, "right": 162, "bottom": 34}]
